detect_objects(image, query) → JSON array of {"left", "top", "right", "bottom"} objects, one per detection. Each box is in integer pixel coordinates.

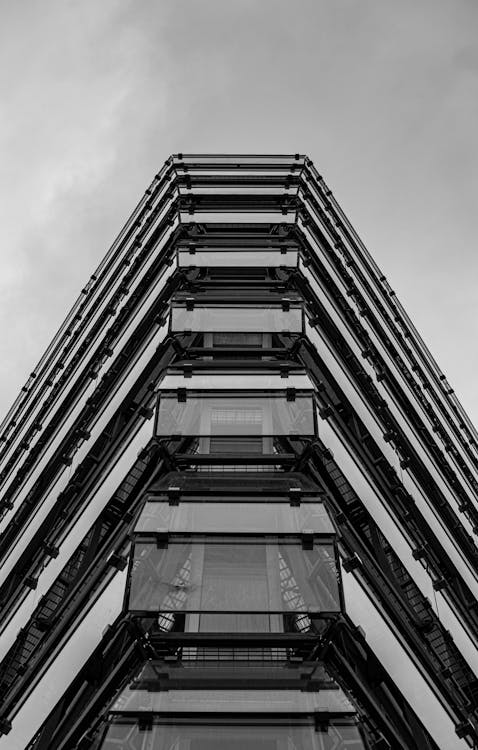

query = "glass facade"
[
  {"left": 119, "top": 658, "right": 336, "bottom": 690},
  {"left": 110, "top": 686, "right": 356, "bottom": 715},
  {"left": 115, "top": 195, "right": 360, "bottom": 749},
  {"left": 134, "top": 502, "right": 336, "bottom": 535},
  {"left": 100, "top": 718, "right": 364, "bottom": 750},
  {"left": 154, "top": 392, "right": 316, "bottom": 438},
  {"left": 177, "top": 248, "right": 299, "bottom": 268},
  {"left": 128, "top": 538, "right": 341, "bottom": 617},
  {"left": 100, "top": 721, "right": 365, "bottom": 750},
  {"left": 158, "top": 374, "right": 314, "bottom": 389},
  {"left": 4, "top": 155, "right": 450, "bottom": 750},
  {"left": 148, "top": 492, "right": 326, "bottom": 503},
  {"left": 170, "top": 304, "right": 303, "bottom": 334}
]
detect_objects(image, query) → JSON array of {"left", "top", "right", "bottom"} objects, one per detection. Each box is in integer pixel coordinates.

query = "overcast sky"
[{"left": 0, "top": 0, "right": 477, "bottom": 425}]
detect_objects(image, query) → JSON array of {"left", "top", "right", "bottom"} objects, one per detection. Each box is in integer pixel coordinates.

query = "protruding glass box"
[
  {"left": 154, "top": 389, "right": 317, "bottom": 438},
  {"left": 127, "top": 537, "right": 342, "bottom": 619},
  {"left": 158, "top": 373, "right": 313, "bottom": 389},
  {"left": 134, "top": 502, "right": 336, "bottom": 535},
  {"left": 100, "top": 721, "right": 366, "bottom": 749},
  {"left": 109, "top": 682, "right": 356, "bottom": 715},
  {"left": 177, "top": 247, "right": 299, "bottom": 268},
  {"left": 111, "top": 658, "right": 336, "bottom": 692},
  {"left": 100, "top": 683, "right": 364, "bottom": 750},
  {"left": 170, "top": 302, "right": 304, "bottom": 334}
]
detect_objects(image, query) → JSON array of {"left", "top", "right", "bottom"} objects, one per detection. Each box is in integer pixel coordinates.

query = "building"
[{"left": 0, "top": 154, "right": 477, "bottom": 749}]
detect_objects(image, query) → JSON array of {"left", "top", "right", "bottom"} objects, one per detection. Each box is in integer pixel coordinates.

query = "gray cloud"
[{"left": 0, "top": 0, "right": 477, "bottom": 423}]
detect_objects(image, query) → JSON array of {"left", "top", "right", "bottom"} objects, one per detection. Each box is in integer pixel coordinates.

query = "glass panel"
[
  {"left": 198, "top": 612, "right": 272, "bottom": 631},
  {"left": 120, "top": 657, "right": 334, "bottom": 691},
  {"left": 170, "top": 305, "right": 303, "bottom": 333},
  {"left": 158, "top": 374, "right": 313, "bottom": 389},
  {"left": 181, "top": 214, "right": 296, "bottom": 224},
  {"left": 211, "top": 332, "right": 264, "bottom": 347},
  {"left": 100, "top": 722, "right": 365, "bottom": 749},
  {"left": 155, "top": 393, "right": 316, "bottom": 437},
  {"left": 134, "top": 502, "right": 335, "bottom": 535},
  {"left": 153, "top": 473, "right": 316, "bottom": 493},
  {"left": 177, "top": 249, "right": 299, "bottom": 267},
  {"left": 110, "top": 687, "right": 356, "bottom": 714},
  {"left": 174, "top": 155, "right": 299, "bottom": 163},
  {"left": 151, "top": 495, "right": 323, "bottom": 503},
  {"left": 206, "top": 435, "right": 266, "bottom": 454},
  {"left": 128, "top": 541, "right": 340, "bottom": 615},
  {"left": 148, "top": 497, "right": 326, "bottom": 506}
]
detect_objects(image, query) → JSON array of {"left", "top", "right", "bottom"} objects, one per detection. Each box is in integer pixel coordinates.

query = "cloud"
[{"left": 0, "top": 0, "right": 477, "bottom": 423}]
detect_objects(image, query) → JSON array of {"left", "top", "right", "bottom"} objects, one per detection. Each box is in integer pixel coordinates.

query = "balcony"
[
  {"left": 134, "top": 501, "right": 335, "bottom": 535},
  {"left": 154, "top": 388, "right": 317, "bottom": 440},
  {"left": 177, "top": 246, "right": 299, "bottom": 268},
  {"left": 170, "top": 301, "right": 304, "bottom": 335},
  {"left": 127, "top": 535, "right": 342, "bottom": 626}
]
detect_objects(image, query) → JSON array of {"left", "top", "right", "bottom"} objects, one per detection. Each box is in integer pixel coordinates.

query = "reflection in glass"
[
  {"left": 177, "top": 249, "right": 299, "bottom": 268},
  {"left": 100, "top": 721, "right": 365, "bottom": 749},
  {"left": 134, "top": 502, "right": 335, "bottom": 535},
  {"left": 170, "top": 305, "right": 303, "bottom": 333},
  {"left": 128, "top": 540, "right": 341, "bottom": 617},
  {"left": 155, "top": 393, "right": 316, "bottom": 437}
]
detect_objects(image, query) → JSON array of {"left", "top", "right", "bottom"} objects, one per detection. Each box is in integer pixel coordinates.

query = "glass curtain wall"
[
  {"left": 177, "top": 248, "right": 299, "bottom": 268},
  {"left": 154, "top": 392, "right": 317, "bottom": 439},
  {"left": 110, "top": 246, "right": 360, "bottom": 750},
  {"left": 170, "top": 304, "right": 303, "bottom": 334},
  {"left": 134, "top": 502, "right": 336, "bottom": 535},
  {"left": 100, "top": 720, "right": 366, "bottom": 749},
  {"left": 128, "top": 537, "right": 342, "bottom": 625}
]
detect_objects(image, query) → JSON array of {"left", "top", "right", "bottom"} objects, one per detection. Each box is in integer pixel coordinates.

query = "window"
[
  {"left": 158, "top": 373, "right": 313, "bottom": 389},
  {"left": 177, "top": 249, "right": 299, "bottom": 268},
  {"left": 121, "top": 656, "right": 335, "bottom": 691},
  {"left": 100, "top": 722, "right": 365, "bottom": 749},
  {"left": 211, "top": 332, "right": 266, "bottom": 348},
  {"left": 128, "top": 538, "right": 341, "bottom": 622},
  {"left": 204, "top": 332, "right": 274, "bottom": 364},
  {"left": 134, "top": 502, "right": 335, "bottom": 535},
  {"left": 170, "top": 305, "right": 303, "bottom": 334},
  {"left": 206, "top": 403, "right": 268, "bottom": 454},
  {"left": 110, "top": 686, "right": 356, "bottom": 714},
  {"left": 155, "top": 391, "right": 317, "bottom": 438}
]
